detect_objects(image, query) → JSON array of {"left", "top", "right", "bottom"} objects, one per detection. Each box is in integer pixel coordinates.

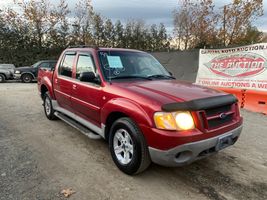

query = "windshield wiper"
[
  {"left": 146, "top": 74, "right": 176, "bottom": 80},
  {"left": 110, "top": 75, "right": 151, "bottom": 80}
]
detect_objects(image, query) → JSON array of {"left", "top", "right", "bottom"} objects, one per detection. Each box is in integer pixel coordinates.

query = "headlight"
[
  {"left": 174, "top": 112, "right": 195, "bottom": 130},
  {"left": 15, "top": 70, "right": 21, "bottom": 74},
  {"left": 154, "top": 111, "right": 195, "bottom": 131}
]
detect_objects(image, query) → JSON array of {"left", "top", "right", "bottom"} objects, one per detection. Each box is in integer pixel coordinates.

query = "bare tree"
[
  {"left": 173, "top": 0, "right": 263, "bottom": 49},
  {"left": 191, "top": 0, "right": 218, "bottom": 48},
  {"left": 15, "top": 0, "right": 56, "bottom": 49},
  {"left": 173, "top": 0, "right": 197, "bottom": 50},
  {"left": 174, "top": 0, "right": 217, "bottom": 49},
  {"left": 54, "top": 0, "right": 71, "bottom": 47},
  {"left": 73, "top": 0, "right": 94, "bottom": 45},
  {"left": 219, "top": 0, "right": 263, "bottom": 46}
]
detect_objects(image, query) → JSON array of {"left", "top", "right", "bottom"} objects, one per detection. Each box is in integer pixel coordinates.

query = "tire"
[
  {"left": 109, "top": 117, "right": 151, "bottom": 175},
  {"left": 43, "top": 92, "right": 57, "bottom": 120},
  {"left": 0, "top": 74, "right": 6, "bottom": 83},
  {"left": 21, "top": 73, "right": 33, "bottom": 83}
]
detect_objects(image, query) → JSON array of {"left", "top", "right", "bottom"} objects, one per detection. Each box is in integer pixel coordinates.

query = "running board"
[{"left": 54, "top": 111, "right": 102, "bottom": 140}]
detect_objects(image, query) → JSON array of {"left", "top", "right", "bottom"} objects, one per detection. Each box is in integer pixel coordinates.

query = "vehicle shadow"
[
  {"left": 3, "top": 80, "right": 37, "bottom": 83},
  {"left": 138, "top": 154, "right": 267, "bottom": 200},
  {"left": 60, "top": 121, "right": 267, "bottom": 200}
]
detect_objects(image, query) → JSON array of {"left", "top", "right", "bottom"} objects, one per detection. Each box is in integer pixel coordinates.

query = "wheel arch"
[
  {"left": 40, "top": 79, "right": 55, "bottom": 100},
  {"left": 0, "top": 73, "right": 7, "bottom": 78},
  {"left": 102, "top": 98, "right": 153, "bottom": 142},
  {"left": 21, "top": 72, "right": 35, "bottom": 78},
  {"left": 40, "top": 84, "right": 49, "bottom": 100},
  {"left": 104, "top": 111, "right": 128, "bottom": 141}
]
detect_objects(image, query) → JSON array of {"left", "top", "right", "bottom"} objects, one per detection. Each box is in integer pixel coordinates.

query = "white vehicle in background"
[{"left": 0, "top": 64, "right": 16, "bottom": 83}]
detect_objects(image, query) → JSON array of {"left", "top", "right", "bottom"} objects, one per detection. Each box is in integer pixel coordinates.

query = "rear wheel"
[
  {"left": 21, "top": 73, "right": 33, "bottom": 83},
  {"left": 109, "top": 117, "right": 151, "bottom": 175},
  {"left": 43, "top": 92, "right": 57, "bottom": 120},
  {"left": 0, "top": 74, "right": 6, "bottom": 83}
]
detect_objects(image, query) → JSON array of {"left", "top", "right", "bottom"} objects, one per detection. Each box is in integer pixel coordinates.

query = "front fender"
[
  {"left": 40, "top": 76, "right": 56, "bottom": 100},
  {"left": 101, "top": 98, "right": 153, "bottom": 127}
]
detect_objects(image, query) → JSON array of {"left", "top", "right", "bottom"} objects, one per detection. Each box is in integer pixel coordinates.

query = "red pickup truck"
[{"left": 38, "top": 46, "right": 243, "bottom": 175}]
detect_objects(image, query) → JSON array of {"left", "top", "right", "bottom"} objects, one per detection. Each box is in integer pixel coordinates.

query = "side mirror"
[{"left": 80, "top": 71, "right": 97, "bottom": 82}]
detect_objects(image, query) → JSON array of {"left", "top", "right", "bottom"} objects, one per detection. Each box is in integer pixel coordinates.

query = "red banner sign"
[{"left": 196, "top": 44, "right": 267, "bottom": 91}]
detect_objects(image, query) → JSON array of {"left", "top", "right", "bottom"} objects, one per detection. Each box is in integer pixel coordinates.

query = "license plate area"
[{"left": 216, "top": 135, "right": 233, "bottom": 151}]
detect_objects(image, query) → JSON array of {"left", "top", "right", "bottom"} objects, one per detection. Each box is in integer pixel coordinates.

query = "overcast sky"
[{"left": 1, "top": 0, "right": 267, "bottom": 33}]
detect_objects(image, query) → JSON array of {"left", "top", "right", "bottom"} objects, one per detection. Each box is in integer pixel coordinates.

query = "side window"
[
  {"left": 59, "top": 54, "right": 75, "bottom": 78},
  {"left": 39, "top": 62, "right": 50, "bottom": 69},
  {"left": 50, "top": 62, "right": 57, "bottom": 69},
  {"left": 76, "top": 54, "right": 95, "bottom": 79}
]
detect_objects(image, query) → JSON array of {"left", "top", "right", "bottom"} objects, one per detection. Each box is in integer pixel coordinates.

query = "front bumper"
[
  {"left": 13, "top": 73, "right": 21, "bottom": 80},
  {"left": 149, "top": 125, "right": 242, "bottom": 167},
  {"left": 5, "top": 73, "right": 11, "bottom": 80}
]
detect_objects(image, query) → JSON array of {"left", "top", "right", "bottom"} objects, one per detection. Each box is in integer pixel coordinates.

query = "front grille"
[
  {"left": 199, "top": 103, "right": 235, "bottom": 130},
  {"left": 207, "top": 113, "right": 234, "bottom": 128},
  {"left": 205, "top": 104, "right": 232, "bottom": 117}
]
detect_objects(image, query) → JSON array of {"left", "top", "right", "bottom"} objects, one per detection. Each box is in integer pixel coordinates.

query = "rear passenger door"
[
  {"left": 38, "top": 62, "right": 51, "bottom": 76},
  {"left": 54, "top": 52, "right": 76, "bottom": 112},
  {"left": 72, "top": 52, "right": 102, "bottom": 127}
]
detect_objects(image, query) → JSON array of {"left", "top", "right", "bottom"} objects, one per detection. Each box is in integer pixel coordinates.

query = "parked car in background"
[
  {"left": 14, "top": 60, "right": 57, "bottom": 83},
  {"left": 0, "top": 64, "right": 15, "bottom": 83}
]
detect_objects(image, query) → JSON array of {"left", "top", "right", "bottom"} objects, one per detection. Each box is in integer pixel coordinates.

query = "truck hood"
[
  {"left": 115, "top": 80, "right": 225, "bottom": 104},
  {"left": 17, "top": 66, "right": 32, "bottom": 71}
]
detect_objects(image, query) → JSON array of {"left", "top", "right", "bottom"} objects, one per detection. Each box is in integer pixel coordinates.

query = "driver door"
[{"left": 71, "top": 52, "right": 102, "bottom": 127}]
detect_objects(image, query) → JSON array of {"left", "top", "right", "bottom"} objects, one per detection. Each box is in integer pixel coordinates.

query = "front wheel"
[
  {"left": 21, "top": 73, "right": 33, "bottom": 83},
  {"left": 109, "top": 117, "right": 151, "bottom": 175},
  {"left": 0, "top": 74, "right": 6, "bottom": 83}
]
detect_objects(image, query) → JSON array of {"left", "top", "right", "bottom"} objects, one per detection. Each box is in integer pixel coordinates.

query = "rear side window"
[
  {"left": 39, "top": 62, "right": 50, "bottom": 69},
  {"left": 76, "top": 55, "right": 95, "bottom": 79},
  {"left": 58, "top": 54, "right": 75, "bottom": 78},
  {"left": 0, "top": 66, "right": 7, "bottom": 69},
  {"left": 0, "top": 64, "right": 15, "bottom": 69},
  {"left": 50, "top": 62, "right": 57, "bottom": 69}
]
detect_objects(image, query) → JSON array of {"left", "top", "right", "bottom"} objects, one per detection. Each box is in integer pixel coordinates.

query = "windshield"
[
  {"left": 32, "top": 61, "right": 42, "bottom": 68},
  {"left": 98, "top": 51, "right": 171, "bottom": 80},
  {"left": 0, "top": 64, "right": 15, "bottom": 69}
]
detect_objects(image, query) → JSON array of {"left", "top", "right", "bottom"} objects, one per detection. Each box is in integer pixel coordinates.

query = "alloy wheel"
[
  {"left": 45, "top": 97, "right": 51, "bottom": 116},
  {"left": 113, "top": 129, "right": 134, "bottom": 165}
]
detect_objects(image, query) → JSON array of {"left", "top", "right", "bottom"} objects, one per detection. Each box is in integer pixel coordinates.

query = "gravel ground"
[{"left": 0, "top": 83, "right": 267, "bottom": 200}]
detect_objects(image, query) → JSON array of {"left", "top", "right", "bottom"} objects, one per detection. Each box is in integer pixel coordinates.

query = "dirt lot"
[{"left": 0, "top": 83, "right": 266, "bottom": 200}]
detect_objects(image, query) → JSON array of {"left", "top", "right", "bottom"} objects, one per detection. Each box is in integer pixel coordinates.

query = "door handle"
[
  {"left": 55, "top": 78, "right": 58, "bottom": 84},
  {"left": 73, "top": 84, "right": 77, "bottom": 90}
]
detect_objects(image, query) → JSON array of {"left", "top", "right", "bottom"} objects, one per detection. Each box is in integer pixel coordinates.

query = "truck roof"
[
  {"left": 67, "top": 46, "right": 143, "bottom": 53},
  {"left": 38, "top": 60, "right": 57, "bottom": 62}
]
